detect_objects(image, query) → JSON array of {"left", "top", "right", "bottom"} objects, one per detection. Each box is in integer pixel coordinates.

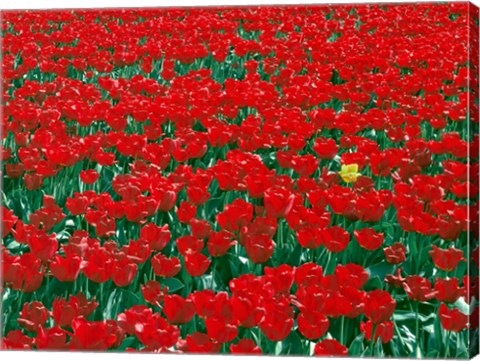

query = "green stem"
[
  {"left": 445, "top": 331, "right": 451, "bottom": 358},
  {"left": 415, "top": 301, "right": 420, "bottom": 353},
  {"left": 369, "top": 323, "right": 376, "bottom": 356},
  {"left": 340, "top": 316, "right": 345, "bottom": 345}
]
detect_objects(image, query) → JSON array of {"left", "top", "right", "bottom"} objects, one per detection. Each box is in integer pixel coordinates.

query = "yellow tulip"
[{"left": 339, "top": 163, "right": 361, "bottom": 183}]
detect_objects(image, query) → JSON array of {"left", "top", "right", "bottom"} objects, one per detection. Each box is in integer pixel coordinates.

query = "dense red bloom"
[
  {"left": 297, "top": 227, "right": 322, "bottom": 249},
  {"left": 265, "top": 264, "right": 295, "bottom": 294},
  {"left": 82, "top": 249, "right": 112, "bottom": 283},
  {"left": 51, "top": 293, "right": 98, "bottom": 327},
  {"left": 207, "top": 230, "right": 236, "bottom": 257},
  {"left": 383, "top": 243, "right": 407, "bottom": 264},
  {"left": 360, "top": 320, "right": 394, "bottom": 344},
  {"left": 297, "top": 311, "right": 329, "bottom": 340},
  {"left": 176, "top": 235, "right": 204, "bottom": 256},
  {"left": 186, "top": 185, "right": 211, "bottom": 205},
  {"left": 320, "top": 226, "right": 350, "bottom": 253},
  {"left": 295, "top": 263, "right": 323, "bottom": 287},
  {"left": 35, "top": 326, "right": 68, "bottom": 350},
  {"left": 217, "top": 199, "right": 253, "bottom": 232},
  {"left": 264, "top": 186, "right": 295, "bottom": 218},
  {"left": 335, "top": 263, "right": 369, "bottom": 289},
  {"left": 244, "top": 234, "right": 275, "bottom": 264},
  {"left": 111, "top": 257, "right": 138, "bottom": 287},
  {"left": 1, "top": 4, "right": 477, "bottom": 357},
  {"left": 403, "top": 276, "right": 437, "bottom": 302},
  {"left": 434, "top": 278, "right": 465, "bottom": 303},
  {"left": 2, "top": 330, "right": 34, "bottom": 350},
  {"left": 141, "top": 280, "right": 167, "bottom": 307},
  {"left": 314, "top": 339, "right": 348, "bottom": 356},
  {"left": 139, "top": 223, "right": 170, "bottom": 251},
  {"left": 3, "top": 253, "right": 44, "bottom": 292},
  {"left": 50, "top": 255, "right": 82, "bottom": 282},
  {"left": 364, "top": 290, "right": 396, "bottom": 324},
  {"left": 190, "top": 219, "right": 212, "bottom": 239},
  {"left": 205, "top": 316, "right": 238, "bottom": 343},
  {"left": 163, "top": 295, "right": 196, "bottom": 324},
  {"left": 27, "top": 231, "right": 58, "bottom": 262},
  {"left": 184, "top": 252, "right": 211, "bottom": 277},
  {"left": 80, "top": 169, "right": 99, "bottom": 184},
  {"left": 312, "top": 137, "right": 338, "bottom": 159},
  {"left": 179, "top": 332, "right": 221, "bottom": 353},
  {"left": 177, "top": 202, "right": 197, "bottom": 224},
  {"left": 3, "top": 207, "right": 18, "bottom": 236},
  {"left": 70, "top": 317, "right": 118, "bottom": 350},
  {"left": 230, "top": 338, "right": 262, "bottom": 354},
  {"left": 429, "top": 245, "right": 465, "bottom": 272},
  {"left": 17, "top": 301, "right": 49, "bottom": 333},
  {"left": 133, "top": 313, "right": 180, "bottom": 350},
  {"left": 354, "top": 228, "right": 384, "bottom": 251},
  {"left": 259, "top": 302, "right": 294, "bottom": 341},
  {"left": 439, "top": 304, "right": 468, "bottom": 332},
  {"left": 151, "top": 254, "right": 181, "bottom": 278}
]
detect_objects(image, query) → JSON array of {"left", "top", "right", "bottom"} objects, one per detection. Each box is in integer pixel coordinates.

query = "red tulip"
[
  {"left": 264, "top": 186, "right": 295, "bottom": 218},
  {"left": 230, "top": 338, "right": 262, "bottom": 354},
  {"left": 244, "top": 234, "right": 275, "bottom": 264},
  {"left": 70, "top": 317, "right": 117, "bottom": 350},
  {"left": 434, "top": 278, "right": 466, "bottom": 303},
  {"left": 383, "top": 243, "right": 407, "bottom": 264},
  {"left": 354, "top": 228, "right": 384, "bottom": 251},
  {"left": 180, "top": 332, "right": 221, "bottom": 353},
  {"left": 205, "top": 316, "right": 238, "bottom": 343},
  {"left": 50, "top": 255, "right": 82, "bottom": 282},
  {"left": 429, "top": 245, "right": 465, "bottom": 272},
  {"left": 320, "top": 227, "right": 351, "bottom": 254},
  {"left": 151, "top": 254, "right": 181, "bottom": 278},
  {"left": 141, "top": 280, "right": 167, "bottom": 307},
  {"left": 80, "top": 169, "right": 99, "bottom": 184},
  {"left": 259, "top": 303, "right": 293, "bottom": 341},
  {"left": 190, "top": 218, "right": 212, "bottom": 239},
  {"left": 2, "top": 330, "right": 34, "bottom": 350},
  {"left": 139, "top": 223, "right": 170, "bottom": 251},
  {"left": 403, "top": 276, "right": 437, "bottom": 302},
  {"left": 297, "top": 311, "right": 329, "bottom": 340},
  {"left": 27, "top": 231, "right": 58, "bottom": 262},
  {"left": 35, "top": 326, "right": 68, "bottom": 350},
  {"left": 207, "top": 230, "right": 236, "bottom": 257},
  {"left": 364, "top": 290, "right": 396, "bottom": 324},
  {"left": 177, "top": 202, "right": 197, "bottom": 224},
  {"left": 360, "top": 320, "right": 394, "bottom": 344},
  {"left": 439, "top": 304, "right": 468, "bottom": 332},
  {"left": 163, "top": 295, "right": 196, "bottom": 324},
  {"left": 314, "top": 339, "right": 348, "bottom": 356},
  {"left": 184, "top": 252, "right": 210, "bottom": 277},
  {"left": 17, "top": 301, "right": 49, "bottom": 333},
  {"left": 312, "top": 137, "right": 338, "bottom": 159},
  {"left": 294, "top": 263, "right": 323, "bottom": 287},
  {"left": 111, "top": 257, "right": 138, "bottom": 287}
]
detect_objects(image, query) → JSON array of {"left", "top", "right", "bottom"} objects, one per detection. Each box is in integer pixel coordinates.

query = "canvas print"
[{"left": 0, "top": 1, "right": 479, "bottom": 358}]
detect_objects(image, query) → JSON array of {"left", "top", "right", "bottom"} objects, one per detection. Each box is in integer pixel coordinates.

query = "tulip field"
[{"left": 1, "top": 2, "right": 479, "bottom": 358}]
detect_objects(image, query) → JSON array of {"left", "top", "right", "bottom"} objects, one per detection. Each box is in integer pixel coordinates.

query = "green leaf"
[
  {"left": 454, "top": 298, "right": 471, "bottom": 315},
  {"left": 374, "top": 338, "right": 385, "bottom": 357},
  {"left": 281, "top": 332, "right": 305, "bottom": 355},
  {"left": 393, "top": 310, "right": 435, "bottom": 324},
  {"left": 117, "top": 336, "right": 137, "bottom": 351},
  {"left": 103, "top": 289, "right": 140, "bottom": 319},
  {"left": 348, "top": 334, "right": 365, "bottom": 356},
  {"left": 161, "top": 278, "right": 184, "bottom": 293},
  {"left": 363, "top": 276, "right": 383, "bottom": 291},
  {"left": 367, "top": 261, "right": 394, "bottom": 280}
]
